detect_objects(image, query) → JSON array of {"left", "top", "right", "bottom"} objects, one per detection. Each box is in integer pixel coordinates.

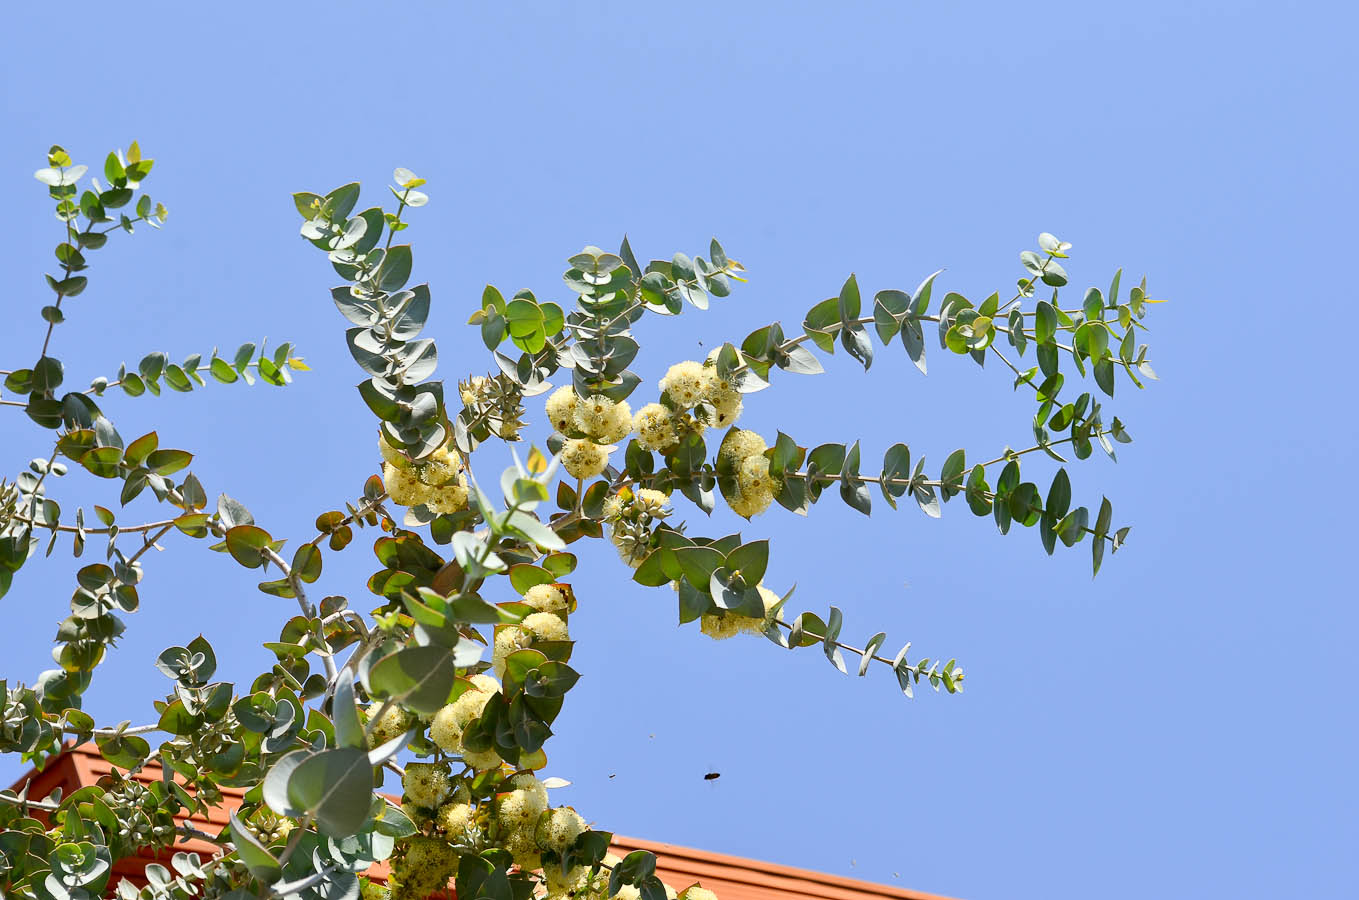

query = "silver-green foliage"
[{"left": 0, "top": 146, "right": 1160, "bottom": 900}]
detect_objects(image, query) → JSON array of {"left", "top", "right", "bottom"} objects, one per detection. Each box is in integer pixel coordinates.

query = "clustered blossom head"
[
  {"left": 402, "top": 762, "right": 454, "bottom": 809},
  {"left": 429, "top": 674, "right": 503, "bottom": 767},
  {"left": 659, "top": 361, "right": 707, "bottom": 408},
  {"left": 389, "top": 835, "right": 458, "bottom": 900},
  {"left": 657, "top": 359, "right": 744, "bottom": 430},
  {"left": 544, "top": 385, "right": 578, "bottom": 434},
  {"left": 522, "top": 582, "right": 571, "bottom": 614},
  {"left": 717, "top": 429, "right": 778, "bottom": 518},
  {"left": 380, "top": 435, "right": 469, "bottom": 513},
  {"left": 632, "top": 402, "right": 679, "bottom": 451},
  {"left": 366, "top": 703, "right": 415, "bottom": 748},
  {"left": 700, "top": 584, "right": 783, "bottom": 641},
  {"left": 435, "top": 800, "right": 477, "bottom": 840},
  {"left": 573, "top": 394, "right": 633, "bottom": 444},
  {"left": 561, "top": 438, "right": 610, "bottom": 479}
]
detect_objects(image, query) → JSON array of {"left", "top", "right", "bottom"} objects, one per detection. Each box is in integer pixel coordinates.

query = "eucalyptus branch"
[
  {"left": 9, "top": 513, "right": 179, "bottom": 536},
  {"left": 770, "top": 617, "right": 959, "bottom": 687}
]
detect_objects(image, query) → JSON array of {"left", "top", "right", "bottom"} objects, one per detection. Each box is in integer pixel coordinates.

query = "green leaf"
[
  {"left": 79, "top": 447, "right": 123, "bottom": 479},
  {"left": 123, "top": 432, "right": 158, "bottom": 467},
  {"left": 286, "top": 748, "right": 374, "bottom": 837},
  {"left": 331, "top": 670, "right": 365, "bottom": 750},
  {"left": 724, "top": 540, "right": 769, "bottom": 585},
  {"left": 839, "top": 441, "right": 871, "bottom": 515},
  {"left": 145, "top": 449, "right": 192, "bottom": 475},
  {"left": 838, "top": 273, "right": 861, "bottom": 319},
  {"left": 674, "top": 546, "right": 724, "bottom": 593},
  {"left": 363, "top": 644, "right": 467, "bottom": 714},
  {"left": 1046, "top": 469, "right": 1072, "bottom": 520},
  {"left": 879, "top": 443, "right": 911, "bottom": 508},
  {"left": 225, "top": 525, "right": 272, "bottom": 569},
  {"left": 1035, "top": 301, "right": 1057, "bottom": 344}
]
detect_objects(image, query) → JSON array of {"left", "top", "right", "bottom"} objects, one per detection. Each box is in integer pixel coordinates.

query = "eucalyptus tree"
[{"left": 0, "top": 143, "right": 1158, "bottom": 900}]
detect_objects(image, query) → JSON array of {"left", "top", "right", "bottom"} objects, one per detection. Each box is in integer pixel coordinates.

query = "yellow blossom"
[
  {"left": 435, "top": 801, "right": 476, "bottom": 837},
  {"left": 545, "top": 386, "right": 579, "bottom": 434},
  {"left": 402, "top": 762, "right": 453, "bottom": 809},
  {"left": 522, "top": 612, "right": 569, "bottom": 643},
  {"left": 366, "top": 704, "right": 415, "bottom": 749},
  {"left": 632, "top": 403, "right": 678, "bottom": 451},
  {"left": 659, "top": 361, "right": 706, "bottom": 408},
  {"left": 522, "top": 583, "right": 570, "bottom": 614},
  {"left": 561, "top": 439, "right": 609, "bottom": 479},
  {"left": 574, "top": 395, "right": 633, "bottom": 444},
  {"left": 535, "top": 806, "right": 586, "bottom": 852}
]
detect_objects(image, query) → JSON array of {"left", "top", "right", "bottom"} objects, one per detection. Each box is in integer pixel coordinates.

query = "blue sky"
[{"left": 1, "top": 2, "right": 1354, "bottom": 898}]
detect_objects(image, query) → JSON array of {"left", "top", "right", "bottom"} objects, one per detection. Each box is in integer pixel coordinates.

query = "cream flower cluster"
[
  {"left": 366, "top": 704, "right": 415, "bottom": 748},
  {"left": 521, "top": 582, "right": 571, "bottom": 614},
  {"left": 388, "top": 834, "right": 458, "bottom": 900},
  {"left": 717, "top": 429, "right": 778, "bottom": 518},
  {"left": 659, "top": 360, "right": 743, "bottom": 428},
  {"left": 379, "top": 435, "right": 469, "bottom": 514},
  {"left": 700, "top": 584, "right": 783, "bottom": 641},
  {"left": 545, "top": 386, "right": 630, "bottom": 479},
  {"left": 428, "top": 674, "right": 504, "bottom": 771}
]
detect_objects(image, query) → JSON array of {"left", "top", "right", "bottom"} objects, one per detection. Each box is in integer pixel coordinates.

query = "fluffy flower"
[
  {"left": 535, "top": 807, "right": 586, "bottom": 852},
  {"left": 383, "top": 462, "right": 426, "bottom": 506},
  {"left": 614, "top": 887, "right": 642, "bottom": 900},
  {"left": 561, "top": 439, "right": 609, "bottom": 479},
  {"left": 699, "top": 368, "right": 743, "bottom": 428},
  {"left": 366, "top": 704, "right": 414, "bottom": 749},
  {"left": 659, "top": 361, "right": 706, "bottom": 408},
  {"left": 470, "top": 673, "right": 501, "bottom": 693},
  {"left": 413, "top": 445, "right": 461, "bottom": 487},
  {"left": 391, "top": 835, "right": 458, "bottom": 900},
  {"left": 522, "top": 612, "right": 569, "bottom": 643},
  {"left": 498, "top": 775, "right": 549, "bottom": 828},
  {"left": 522, "top": 583, "right": 570, "bottom": 614},
  {"left": 573, "top": 395, "right": 632, "bottom": 444},
  {"left": 545, "top": 386, "right": 579, "bottom": 434},
  {"left": 632, "top": 403, "right": 679, "bottom": 451},
  {"left": 717, "top": 429, "right": 767, "bottom": 470},
  {"left": 403, "top": 762, "right": 453, "bottom": 809},
  {"left": 728, "top": 453, "right": 776, "bottom": 518},
  {"left": 430, "top": 680, "right": 498, "bottom": 752},
  {"left": 436, "top": 801, "right": 476, "bottom": 837},
  {"left": 680, "top": 888, "right": 719, "bottom": 900},
  {"left": 543, "top": 864, "right": 589, "bottom": 895},
  {"left": 425, "top": 474, "right": 469, "bottom": 514}
]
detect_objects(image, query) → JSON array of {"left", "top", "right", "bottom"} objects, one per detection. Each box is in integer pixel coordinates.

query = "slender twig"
[{"left": 261, "top": 547, "right": 339, "bottom": 684}]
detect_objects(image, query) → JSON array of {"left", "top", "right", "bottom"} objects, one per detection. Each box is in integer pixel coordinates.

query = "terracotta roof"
[{"left": 12, "top": 744, "right": 956, "bottom": 900}]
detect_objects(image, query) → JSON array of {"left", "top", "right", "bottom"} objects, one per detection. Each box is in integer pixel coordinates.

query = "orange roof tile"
[{"left": 12, "top": 744, "right": 957, "bottom": 900}]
